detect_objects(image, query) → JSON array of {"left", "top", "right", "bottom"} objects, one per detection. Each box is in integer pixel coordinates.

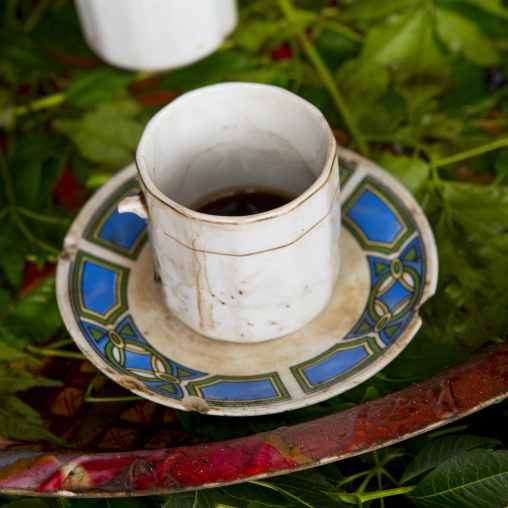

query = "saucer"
[{"left": 57, "top": 147, "right": 438, "bottom": 416}]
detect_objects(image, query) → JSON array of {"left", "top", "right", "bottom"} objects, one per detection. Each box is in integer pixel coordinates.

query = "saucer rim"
[{"left": 56, "top": 147, "right": 438, "bottom": 416}]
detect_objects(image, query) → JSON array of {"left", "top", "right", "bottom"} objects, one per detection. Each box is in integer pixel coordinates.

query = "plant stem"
[
  {"left": 374, "top": 451, "right": 385, "bottom": 508},
  {"left": 339, "top": 470, "right": 370, "bottom": 485},
  {"left": 10, "top": 71, "right": 153, "bottom": 119},
  {"left": 85, "top": 395, "right": 141, "bottom": 403},
  {"left": 85, "top": 373, "right": 102, "bottom": 399},
  {"left": 359, "top": 486, "right": 415, "bottom": 502},
  {"left": 251, "top": 481, "right": 315, "bottom": 508},
  {"left": 13, "top": 92, "right": 66, "bottom": 117},
  {"left": 15, "top": 214, "right": 60, "bottom": 256},
  {"left": 0, "top": 206, "right": 11, "bottom": 222},
  {"left": 23, "top": 0, "right": 52, "bottom": 32},
  {"left": 431, "top": 135, "right": 508, "bottom": 169},
  {"left": 132, "top": 70, "right": 158, "bottom": 82},
  {"left": 325, "top": 20, "right": 363, "bottom": 43},
  {"left": 0, "top": 148, "right": 60, "bottom": 256},
  {"left": 337, "top": 486, "right": 416, "bottom": 504},
  {"left": 427, "top": 424, "right": 468, "bottom": 439},
  {"left": 357, "top": 453, "right": 405, "bottom": 495},
  {"left": 380, "top": 468, "right": 400, "bottom": 487},
  {"left": 5, "top": 0, "right": 18, "bottom": 25},
  {"left": 473, "top": 118, "right": 508, "bottom": 128},
  {"left": 277, "top": 0, "right": 368, "bottom": 155},
  {"left": 18, "top": 207, "right": 71, "bottom": 225},
  {"left": 363, "top": 134, "right": 434, "bottom": 160},
  {"left": 26, "top": 345, "right": 86, "bottom": 360},
  {"left": 176, "top": 410, "right": 196, "bottom": 440},
  {"left": 0, "top": 149, "right": 16, "bottom": 208},
  {"left": 83, "top": 373, "right": 142, "bottom": 403},
  {"left": 47, "top": 338, "right": 75, "bottom": 350}
]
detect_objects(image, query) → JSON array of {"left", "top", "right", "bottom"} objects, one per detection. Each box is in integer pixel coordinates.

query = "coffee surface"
[{"left": 194, "top": 188, "right": 292, "bottom": 216}]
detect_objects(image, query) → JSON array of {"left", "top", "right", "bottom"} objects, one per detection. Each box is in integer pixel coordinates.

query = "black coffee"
[{"left": 194, "top": 188, "right": 292, "bottom": 216}]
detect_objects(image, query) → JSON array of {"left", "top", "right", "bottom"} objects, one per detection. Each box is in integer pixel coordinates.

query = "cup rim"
[{"left": 135, "top": 82, "right": 337, "bottom": 225}]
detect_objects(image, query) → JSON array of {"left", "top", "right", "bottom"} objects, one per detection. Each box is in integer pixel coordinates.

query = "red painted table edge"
[{"left": 0, "top": 341, "right": 507, "bottom": 497}]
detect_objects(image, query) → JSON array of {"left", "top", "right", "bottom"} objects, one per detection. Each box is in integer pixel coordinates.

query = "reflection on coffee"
[{"left": 194, "top": 188, "right": 293, "bottom": 216}]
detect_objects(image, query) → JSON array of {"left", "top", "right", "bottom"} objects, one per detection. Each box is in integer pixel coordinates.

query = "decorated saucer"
[{"left": 56, "top": 147, "right": 438, "bottom": 416}]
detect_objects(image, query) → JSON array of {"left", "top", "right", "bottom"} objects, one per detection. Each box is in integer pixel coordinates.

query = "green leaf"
[
  {"left": 77, "top": 500, "right": 146, "bottom": 508},
  {"left": 375, "top": 153, "right": 430, "bottom": 195},
  {"left": 430, "top": 133, "right": 499, "bottom": 161},
  {"left": 359, "top": 385, "right": 380, "bottom": 404},
  {"left": 1, "top": 499, "right": 51, "bottom": 508},
  {"left": 257, "top": 470, "right": 344, "bottom": 508},
  {"left": 396, "top": 113, "right": 463, "bottom": 142},
  {"left": 233, "top": 18, "right": 285, "bottom": 54},
  {"left": 0, "top": 222, "right": 31, "bottom": 288},
  {"left": 96, "top": 500, "right": 147, "bottom": 508},
  {"left": 0, "top": 103, "right": 14, "bottom": 129},
  {"left": 435, "top": 7, "right": 499, "bottom": 66},
  {"left": 33, "top": 0, "right": 96, "bottom": 58},
  {"left": 362, "top": 9, "right": 427, "bottom": 66},
  {"left": 0, "top": 286, "right": 10, "bottom": 314},
  {"left": 0, "top": 365, "right": 61, "bottom": 394},
  {"left": 0, "top": 26, "right": 63, "bottom": 81},
  {"left": 359, "top": 7, "right": 450, "bottom": 96},
  {"left": 161, "top": 491, "right": 214, "bottom": 508},
  {"left": 0, "top": 338, "right": 33, "bottom": 364},
  {"left": 339, "top": 0, "right": 417, "bottom": 26},
  {"left": 402, "top": 435, "right": 501, "bottom": 484},
  {"left": 360, "top": 8, "right": 444, "bottom": 76},
  {"left": 418, "top": 181, "right": 508, "bottom": 348},
  {"left": 54, "top": 98, "right": 144, "bottom": 166},
  {"left": 0, "top": 395, "right": 69, "bottom": 445},
  {"left": 451, "top": 0, "right": 508, "bottom": 20},
  {"left": 410, "top": 449, "right": 508, "bottom": 508},
  {"left": 222, "top": 482, "right": 291, "bottom": 506},
  {"left": 316, "top": 27, "right": 361, "bottom": 68},
  {"left": 8, "top": 132, "right": 45, "bottom": 207},
  {"left": 66, "top": 501, "right": 105, "bottom": 508},
  {"left": 12, "top": 277, "right": 63, "bottom": 344},
  {"left": 441, "top": 60, "right": 488, "bottom": 116},
  {"left": 160, "top": 50, "right": 260, "bottom": 92},
  {"left": 66, "top": 67, "right": 134, "bottom": 107},
  {"left": 336, "top": 58, "right": 390, "bottom": 125}
]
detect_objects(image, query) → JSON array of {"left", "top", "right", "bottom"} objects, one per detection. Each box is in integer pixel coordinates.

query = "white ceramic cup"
[
  {"left": 73, "top": 0, "right": 238, "bottom": 71},
  {"left": 119, "top": 82, "right": 340, "bottom": 343}
]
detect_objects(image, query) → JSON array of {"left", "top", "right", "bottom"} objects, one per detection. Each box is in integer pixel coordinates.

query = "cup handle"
[{"left": 118, "top": 192, "right": 149, "bottom": 219}]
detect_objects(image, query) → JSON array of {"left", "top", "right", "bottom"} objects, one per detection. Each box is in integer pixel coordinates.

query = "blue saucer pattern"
[
  {"left": 69, "top": 158, "right": 426, "bottom": 408},
  {"left": 290, "top": 177, "right": 424, "bottom": 394}
]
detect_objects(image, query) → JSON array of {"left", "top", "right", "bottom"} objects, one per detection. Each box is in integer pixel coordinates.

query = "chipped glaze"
[
  {"left": 122, "top": 83, "right": 341, "bottom": 343},
  {"left": 73, "top": 0, "right": 238, "bottom": 71},
  {"left": 1, "top": 342, "right": 507, "bottom": 496}
]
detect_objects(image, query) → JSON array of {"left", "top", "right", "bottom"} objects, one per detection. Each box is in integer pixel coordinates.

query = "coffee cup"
[
  {"left": 119, "top": 82, "right": 340, "bottom": 343},
  {"left": 73, "top": 0, "right": 238, "bottom": 71}
]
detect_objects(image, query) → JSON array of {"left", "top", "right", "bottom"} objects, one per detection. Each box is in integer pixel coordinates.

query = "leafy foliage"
[
  {"left": 410, "top": 449, "right": 508, "bottom": 507},
  {"left": 0, "top": 395, "right": 67, "bottom": 445},
  {"left": 402, "top": 435, "right": 501, "bottom": 484},
  {"left": 0, "top": 0, "right": 508, "bottom": 506}
]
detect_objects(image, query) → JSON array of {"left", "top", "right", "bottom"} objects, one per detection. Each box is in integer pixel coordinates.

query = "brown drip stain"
[
  {"left": 192, "top": 238, "right": 204, "bottom": 330},
  {"left": 192, "top": 237, "right": 215, "bottom": 331}
]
